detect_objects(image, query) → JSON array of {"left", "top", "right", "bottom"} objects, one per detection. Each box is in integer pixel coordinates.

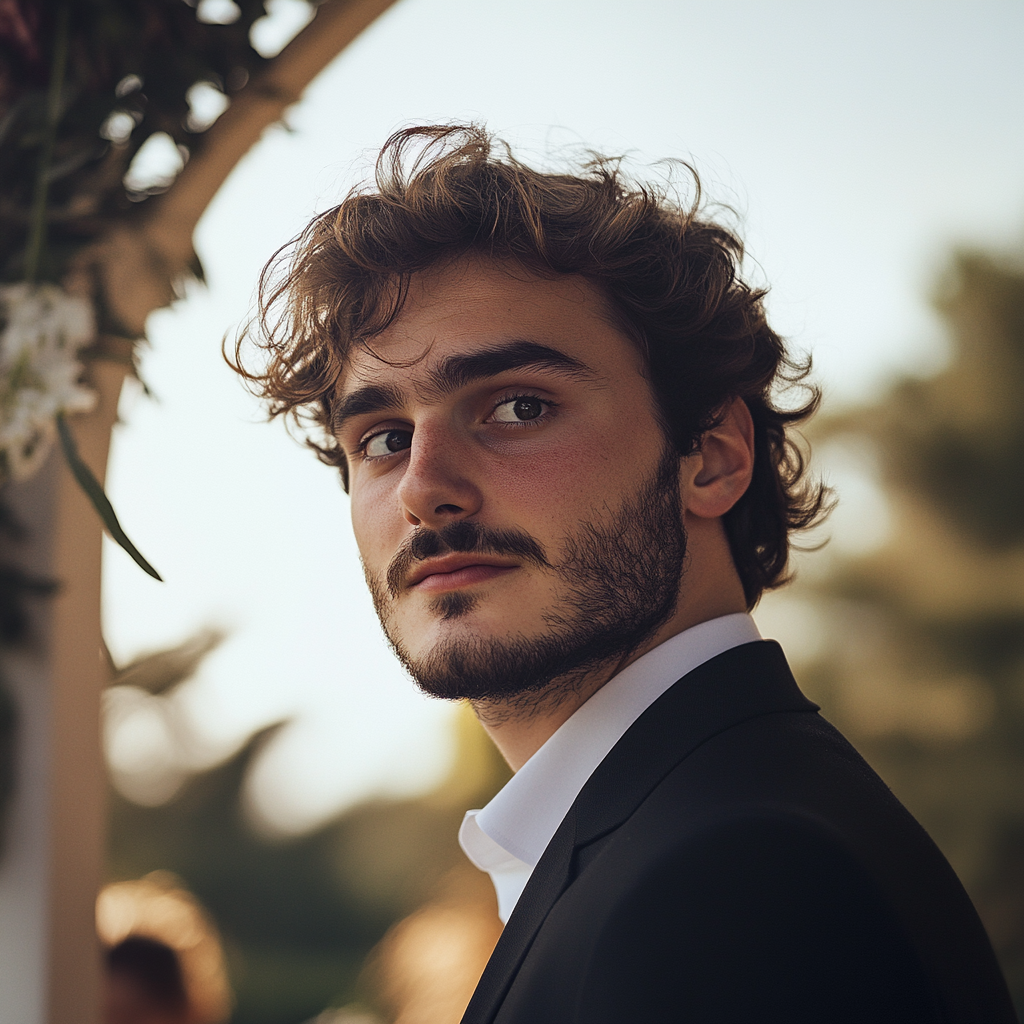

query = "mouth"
[{"left": 406, "top": 555, "right": 520, "bottom": 593}]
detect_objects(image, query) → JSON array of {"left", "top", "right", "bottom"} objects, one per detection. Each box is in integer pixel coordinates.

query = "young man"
[{"left": 237, "top": 126, "right": 1015, "bottom": 1023}]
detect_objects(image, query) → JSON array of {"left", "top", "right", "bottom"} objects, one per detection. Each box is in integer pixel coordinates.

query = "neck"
[
  {"left": 470, "top": 661, "right": 620, "bottom": 772},
  {"left": 474, "top": 515, "right": 747, "bottom": 771}
]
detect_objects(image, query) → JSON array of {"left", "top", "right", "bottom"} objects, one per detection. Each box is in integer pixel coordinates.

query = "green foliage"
[
  {"left": 108, "top": 709, "right": 510, "bottom": 1023},
  {"left": 0, "top": 0, "right": 308, "bottom": 284},
  {"left": 56, "top": 411, "right": 162, "bottom": 578},
  {"left": 801, "top": 246, "right": 1024, "bottom": 1010},
  {"left": 871, "top": 254, "right": 1024, "bottom": 547},
  {"left": 111, "top": 729, "right": 374, "bottom": 1023}
]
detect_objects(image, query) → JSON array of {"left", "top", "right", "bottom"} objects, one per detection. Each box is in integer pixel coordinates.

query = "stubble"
[{"left": 365, "top": 447, "right": 687, "bottom": 708}]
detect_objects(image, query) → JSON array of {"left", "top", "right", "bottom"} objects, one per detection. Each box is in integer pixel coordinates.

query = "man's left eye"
[{"left": 491, "top": 397, "right": 546, "bottom": 423}]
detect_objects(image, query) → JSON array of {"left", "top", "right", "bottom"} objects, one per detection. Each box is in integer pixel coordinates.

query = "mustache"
[{"left": 386, "top": 520, "right": 551, "bottom": 597}]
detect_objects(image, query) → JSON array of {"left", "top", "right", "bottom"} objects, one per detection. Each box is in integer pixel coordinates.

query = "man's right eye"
[{"left": 363, "top": 429, "right": 413, "bottom": 458}]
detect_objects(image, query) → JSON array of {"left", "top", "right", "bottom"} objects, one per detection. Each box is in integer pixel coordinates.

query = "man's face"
[{"left": 336, "top": 257, "right": 688, "bottom": 702}]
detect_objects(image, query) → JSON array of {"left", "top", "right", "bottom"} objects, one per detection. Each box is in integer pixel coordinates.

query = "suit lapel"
[
  {"left": 461, "top": 808, "right": 579, "bottom": 1024},
  {"left": 461, "top": 640, "right": 817, "bottom": 1024},
  {"left": 573, "top": 640, "right": 815, "bottom": 846}
]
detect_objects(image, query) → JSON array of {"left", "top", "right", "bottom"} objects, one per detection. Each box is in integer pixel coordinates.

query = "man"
[{"left": 237, "top": 125, "right": 1015, "bottom": 1023}]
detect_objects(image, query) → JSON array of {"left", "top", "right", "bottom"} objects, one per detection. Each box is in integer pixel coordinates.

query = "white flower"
[{"left": 0, "top": 282, "right": 97, "bottom": 482}]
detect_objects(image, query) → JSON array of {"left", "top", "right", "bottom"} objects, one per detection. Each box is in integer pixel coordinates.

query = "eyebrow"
[
  {"left": 332, "top": 382, "right": 406, "bottom": 430},
  {"left": 332, "top": 340, "right": 599, "bottom": 435}
]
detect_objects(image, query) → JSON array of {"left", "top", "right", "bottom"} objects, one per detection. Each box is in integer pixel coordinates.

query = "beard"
[{"left": 365, "top": 446, "right": 687, "bottom": 705}]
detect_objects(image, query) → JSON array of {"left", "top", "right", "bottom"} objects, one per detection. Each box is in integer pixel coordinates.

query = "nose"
[{"left": 396, "top": 422, "right": 483, "bottom": 529}]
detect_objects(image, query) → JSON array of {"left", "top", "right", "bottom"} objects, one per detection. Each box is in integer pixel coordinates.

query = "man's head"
[
  {"left": 104, "top": 936, "right": 190, "bottom": 1024},
  {"left": 237, "top": 125, "right": 828, "bottom": 704}
]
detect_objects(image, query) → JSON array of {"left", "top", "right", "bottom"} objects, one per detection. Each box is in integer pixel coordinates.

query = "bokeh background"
[{"left": 3, "top": 1, "right": 1023, "bottom": 1022}]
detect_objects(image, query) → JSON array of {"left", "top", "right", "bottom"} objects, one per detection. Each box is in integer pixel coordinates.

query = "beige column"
[{"left": 0, "top": 362, "right": 125, "bottom": 1024}]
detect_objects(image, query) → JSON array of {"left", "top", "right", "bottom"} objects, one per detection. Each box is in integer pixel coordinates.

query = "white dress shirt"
[{"left": 458, "top": 612, "right": 763, "bottom": 923}]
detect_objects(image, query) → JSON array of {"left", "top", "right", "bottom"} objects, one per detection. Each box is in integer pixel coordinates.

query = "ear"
[{"left": 680, "top": 397, "right": 755, "bottom": 519}]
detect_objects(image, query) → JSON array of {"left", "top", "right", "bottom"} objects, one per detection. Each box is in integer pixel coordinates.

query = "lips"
[{"left": 407, "top": 555, "right": 519, "bottom": 591}]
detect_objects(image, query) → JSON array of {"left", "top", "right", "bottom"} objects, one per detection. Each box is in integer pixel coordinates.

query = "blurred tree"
[
  {"left": 108, "top": 702, "right": 509, "bottom": 1024},
  {"left": 796, "top": 247, "right": 1024, "bottom": 1010}
]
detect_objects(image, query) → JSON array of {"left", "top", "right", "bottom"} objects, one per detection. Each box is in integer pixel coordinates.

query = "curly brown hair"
[{"left": 233, "top": 124, "right": 830, "bottom": 607}]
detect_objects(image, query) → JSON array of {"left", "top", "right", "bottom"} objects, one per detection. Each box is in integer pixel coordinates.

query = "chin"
[{"left": 398, "top": 609, "right": 537, "bottom": 666}]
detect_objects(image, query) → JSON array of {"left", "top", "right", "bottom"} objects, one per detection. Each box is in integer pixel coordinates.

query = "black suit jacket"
[{"left": 462, "top": 641, "right": 1016, "bottom": 1024}]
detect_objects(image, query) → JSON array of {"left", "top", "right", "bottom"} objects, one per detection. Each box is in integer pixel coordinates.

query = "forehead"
[{"left": 339, "top": 257, "right": 643, "bottom": 394}]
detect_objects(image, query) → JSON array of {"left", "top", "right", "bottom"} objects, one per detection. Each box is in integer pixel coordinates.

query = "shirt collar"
[{"left": 459, "top": 612, "right": 762, "bottom": 921}]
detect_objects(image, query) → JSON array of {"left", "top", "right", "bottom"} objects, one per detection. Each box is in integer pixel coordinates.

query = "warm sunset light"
[{"left": 0, "top": 3, "right": 1021, "bottom": 1022}]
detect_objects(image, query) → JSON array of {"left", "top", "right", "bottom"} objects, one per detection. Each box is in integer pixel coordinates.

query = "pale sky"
[{"left": 101, "top": 0, "right": 1024, "bottom": 834}]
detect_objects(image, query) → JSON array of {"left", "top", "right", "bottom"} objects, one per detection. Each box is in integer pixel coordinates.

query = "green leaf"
[{"left": 55, "top": 413, "right": 163, "bottom": 582}]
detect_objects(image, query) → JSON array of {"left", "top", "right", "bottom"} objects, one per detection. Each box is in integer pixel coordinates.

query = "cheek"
[
  {"left": 488, "top": 431, "right": 621, "bottom": 530},
  {"left": 350, "top": 481, "right": 402, "bottom": 566}
]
